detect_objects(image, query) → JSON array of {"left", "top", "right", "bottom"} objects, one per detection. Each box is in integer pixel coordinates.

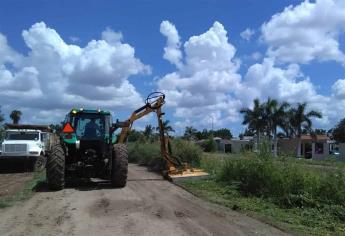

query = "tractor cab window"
[{"left": 74, "top": 114, "right": 105, "bottom": 140}]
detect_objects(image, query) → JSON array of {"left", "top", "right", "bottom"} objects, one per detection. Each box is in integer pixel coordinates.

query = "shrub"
[
  {"left": 127, "top": 142, "right": 162, "bottom": 166},
  {"left": 127, "top": 139, "right": 203, "bottom": 170},
  {"left": 216, "top": 156, "right": 345, "bottom": 208},
  {"left": 171, "top": 139, "right": 202, "bottom": 166},
  {"left": 201, "top": 135, "right": 217, "bottom": 152}
]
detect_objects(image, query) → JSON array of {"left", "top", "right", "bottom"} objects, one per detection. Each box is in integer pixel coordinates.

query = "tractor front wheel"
[
  {"left": 46, "top": 144, "right": 65, "bottom": 190},
  {"left": 111, "top": 144, "right": 128, "bottom": 188}
]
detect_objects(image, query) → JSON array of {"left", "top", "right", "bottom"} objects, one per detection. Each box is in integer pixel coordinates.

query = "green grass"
[
  {"left": 0, "top": 171, "right": 45, "bottom": 208},
  {"left": 179, "top": 152, "right": 345, "bottom": 236},
  {"left": 180, "top": 179, "right": 345, "bottom": 236}
]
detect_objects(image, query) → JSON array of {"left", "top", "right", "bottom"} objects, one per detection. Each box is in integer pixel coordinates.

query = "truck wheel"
[
  {"left": 46, "top": 144, "right": 65, "bottom": 190},
  {"left": 111, "top": 144, "right": 128, "bottom": 188},
  {"left": 33, "top": 155, "right": 46, "bottom": 172}
]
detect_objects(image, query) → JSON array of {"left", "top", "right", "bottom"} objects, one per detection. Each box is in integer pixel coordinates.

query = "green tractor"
[
  {"left": 46, "top": 92, "right": 207, "bottom": 190},
  {"left": 46, "top": 108, "right": 128, "bottom": 190},
  {"left": 46, "top": 92, "right": 172, "bottom": 190}
]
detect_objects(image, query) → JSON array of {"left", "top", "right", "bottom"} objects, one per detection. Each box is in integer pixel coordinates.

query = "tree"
[
  {"left": 263, "top": 98, "right": 290, "bottom": 156},
  {"left": 127, "top": 129, "right": 144, "bottom": 142},
  {"left": 195, "top": 129, "right": 212, "bottom": 140},
  {"left": 240, "top": 98, "right": 266, "bottom": 144},
  {"left": 213, "top": 128, "right": 232, "bottom": 140},
  {"left": 332, "top": 118, "right": 345, "bottom": 143},
  {"left": 289, "top": 103, "right": 322, "bottom": 157},
  {"left": 157, "top": 120, "right": 175, "bottom": 135},
  {"left": 0, "top": 106, "right": 4, "bottom": 124},
  {"left": 289, "top": 103, "right": 322, "bottom": 137},
  {"left": 49, "top": 123, "right": 62, "bottom": 134},
  {"left": 143, "top": 124, "right": 154, "bottom": 139},
  {"left": 10, "top": 110, "right": 22, "bottom": 124},
  {"left": 314, "top": 129, "right": 326, "bottom": 135},
  {"left": 0, "top": 106, "right": 4, "bottom": 142},
  {"left": 184, "top": 126, "right": 198, "bottom": 140},
  {"left": 239, "top": 128, "right": 255, "bottom": 139}
]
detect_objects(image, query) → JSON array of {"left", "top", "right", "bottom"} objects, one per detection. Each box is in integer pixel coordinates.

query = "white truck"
[{"left": 0, "top": 124, "right": 54, "bottom": 171}]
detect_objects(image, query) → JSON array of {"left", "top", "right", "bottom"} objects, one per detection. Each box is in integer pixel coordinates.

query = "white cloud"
[
  {"left": 0, "top": 22, "right": 149, "bottom": 123},
  {"left": 69, "top": 36, "right": 80, "bottom": 43},
  {"left": 332, "top": 79, "right": 345, "bottom": 99},
  {"left": 160, "top": 21, "right": 183, "bottom": 68},
  {"left": 240, "top": 28, "right": 255, "bottom": 41},
  {"left": 237, "top": 57, "right": 343, "bottom": 128},
  {"left": 251, "top": 52, "right": 262, "bottom": 61},
  {"left": 261, "top": 0, "right": 345, "bottom": 65},
  {"left": 0, "top": 34, "right": 22, "bottom": 66},
  {"left": 158, "top": 21, "right": 242, "bottom": 129},
  {"left": 240, "top": 58, "right": 318, "bottom": 104}
]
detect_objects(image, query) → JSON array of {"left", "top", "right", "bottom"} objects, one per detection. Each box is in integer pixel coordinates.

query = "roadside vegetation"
[
  {"left": 0, "top": 170, "right": 45, "bottom": 208},
  {"left": 128, "top": 137, "right": 345, "bottom": 235},
  {"left": 128, "top": 139, "right": 202, "bottom": 171},
  {"left": 183, "top": 148, "right": 345, "bottom": 236},
  {"left": 127, "top": 98, "right": 345, "bottom": 235}
]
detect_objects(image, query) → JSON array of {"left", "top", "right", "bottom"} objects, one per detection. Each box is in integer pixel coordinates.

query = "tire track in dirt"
[{"left": 0, "top": 164, "right": 290, "bottom": 236}]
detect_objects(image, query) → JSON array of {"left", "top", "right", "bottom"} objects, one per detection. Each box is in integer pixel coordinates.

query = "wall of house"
[
  {"left": 312, "top": 142, "right": 329, "bottom": 160},
  {"left": 278, "top": 138, "right": 299, "bottom": 156},
  {"left": 229, "top": 140, "right": 252, "bottom": 153}
]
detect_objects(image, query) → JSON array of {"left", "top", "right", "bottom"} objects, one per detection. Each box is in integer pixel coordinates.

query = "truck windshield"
[{"left": 5, "top": 132, "right": 39, "bottom": 140}]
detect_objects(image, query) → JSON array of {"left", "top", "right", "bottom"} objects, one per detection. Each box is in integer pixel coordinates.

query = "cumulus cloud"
[
  {"left": 0, "top": 22, "right": 149, "bottom": 123},
  {"left": 261, "top": 0, "right": 345, "bottom": 65},
  {"left": 239, "top": 58, "right": 318, "bottom": 104},
  {"left": 160, "top": 21, "right": 183, "bottom": 68},
  {"left": 240, "top": 28, "right": 255, "bottom": 41},
  {"left": 158, "top": 21, "right": 242, "bottom": 128},
  {"left": 332, "top": 79, "right": 345, "bottom": 99}
]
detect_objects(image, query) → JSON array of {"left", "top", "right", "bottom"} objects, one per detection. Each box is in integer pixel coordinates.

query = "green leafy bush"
[
  {"left": 201, "top": 135, "right": 217, "bottom": 152},
  {"left": 171, "top": 139, "right": 202, "bottom": 166},
  {"left": 127, "top": 139, "right": 203, "bottom": 170},
  {"left": 217, "top": 156, "right": 345, "bottom": 208},
  {"left": 127, "top": 142, "right": 161, "bottom": 166}
]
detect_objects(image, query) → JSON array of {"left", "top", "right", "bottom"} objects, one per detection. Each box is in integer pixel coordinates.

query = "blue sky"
[{"left": 1, "top": 0, "right": 345, "bottom": 136}]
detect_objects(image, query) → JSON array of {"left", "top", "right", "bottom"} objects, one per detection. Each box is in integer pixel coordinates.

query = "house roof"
[
  {"left": 300, "top": 135, "right": 313, "bottom": 141},
  {"left": 300, "top": 134, "right": 329, "bottom": 142}
]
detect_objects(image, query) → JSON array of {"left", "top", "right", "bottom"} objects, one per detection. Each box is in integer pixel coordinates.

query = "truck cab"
[
  {"left": 0, "top": 124, "right": 53, "bottom": 170},
  {"left": 1, "top": 129, "right": 48, "bottom": 158}
]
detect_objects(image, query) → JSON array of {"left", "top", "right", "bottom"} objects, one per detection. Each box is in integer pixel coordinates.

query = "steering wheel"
[{"left": 146, "top": 92, "right": 165, "bottom": 109}]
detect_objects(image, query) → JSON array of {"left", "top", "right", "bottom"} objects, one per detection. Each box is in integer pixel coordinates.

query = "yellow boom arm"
[{"left": 115, "top": 93, "right": 178, "bottom": 174}]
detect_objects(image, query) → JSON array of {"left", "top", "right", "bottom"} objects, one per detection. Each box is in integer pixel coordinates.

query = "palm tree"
[
  {"left": 280, "top": 109, "right": 294, "bottom": 138},
  {"left": 10, "top": 110, "right": 22, "bottom": 124},
  {"left": 289, "top": 103, "right": 322, "bottom": 137},
  {"left": 0, "top": 106, "right": 4, "bottom": 124},
  {"left": 240, "top": 99, "right": 266, "bottom": 146},
  {"left": 263, "top": 98, "right": 290, "bottom": 156},
  {"left": 289, "top": 103, "right": 322, "bottom": 156},
  {"left": 156, "top": 120, "right": 175, "bottom": 135},
  {"left": 184, "top": 126, "right": 197, "bottom": 141},
  {"left": 143, "top": 124, "right": 154, "bottom": 139}
]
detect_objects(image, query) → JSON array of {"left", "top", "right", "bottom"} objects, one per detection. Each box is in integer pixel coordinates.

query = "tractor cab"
[
  {"left": 63, "top": 109, "right": 112, "bottom": 143},
  {"left": 59, "top": 109, "right": 115, "bottom": 178}
]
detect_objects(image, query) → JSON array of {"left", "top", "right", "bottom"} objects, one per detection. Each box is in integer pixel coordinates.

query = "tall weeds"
[{"left": 216, "top": 152, "right": 345, "bottom": 208}]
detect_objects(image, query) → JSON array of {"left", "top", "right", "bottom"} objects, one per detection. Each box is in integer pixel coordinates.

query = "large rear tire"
[
  {"left": 46, "top": 144, "right": 65, "bottom": 190},
  {"left": 111, "top": 144, "right": 128, "bottom": 188}
]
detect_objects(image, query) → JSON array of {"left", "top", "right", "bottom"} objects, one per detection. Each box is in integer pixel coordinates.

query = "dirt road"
[
  {"left": 0, "top": 160, "right": 34, "bottom": 197},
  {"left": 0, "top": 164, "right": 289, "bottom": 236}
]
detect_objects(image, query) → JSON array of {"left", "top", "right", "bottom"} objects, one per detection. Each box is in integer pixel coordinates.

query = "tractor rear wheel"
[
  {"left": 46, "top": 144, "right": 65, "bottom": 190},
  {"left": 111, "top": 144, "right": 128, "bottom": 188}
]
